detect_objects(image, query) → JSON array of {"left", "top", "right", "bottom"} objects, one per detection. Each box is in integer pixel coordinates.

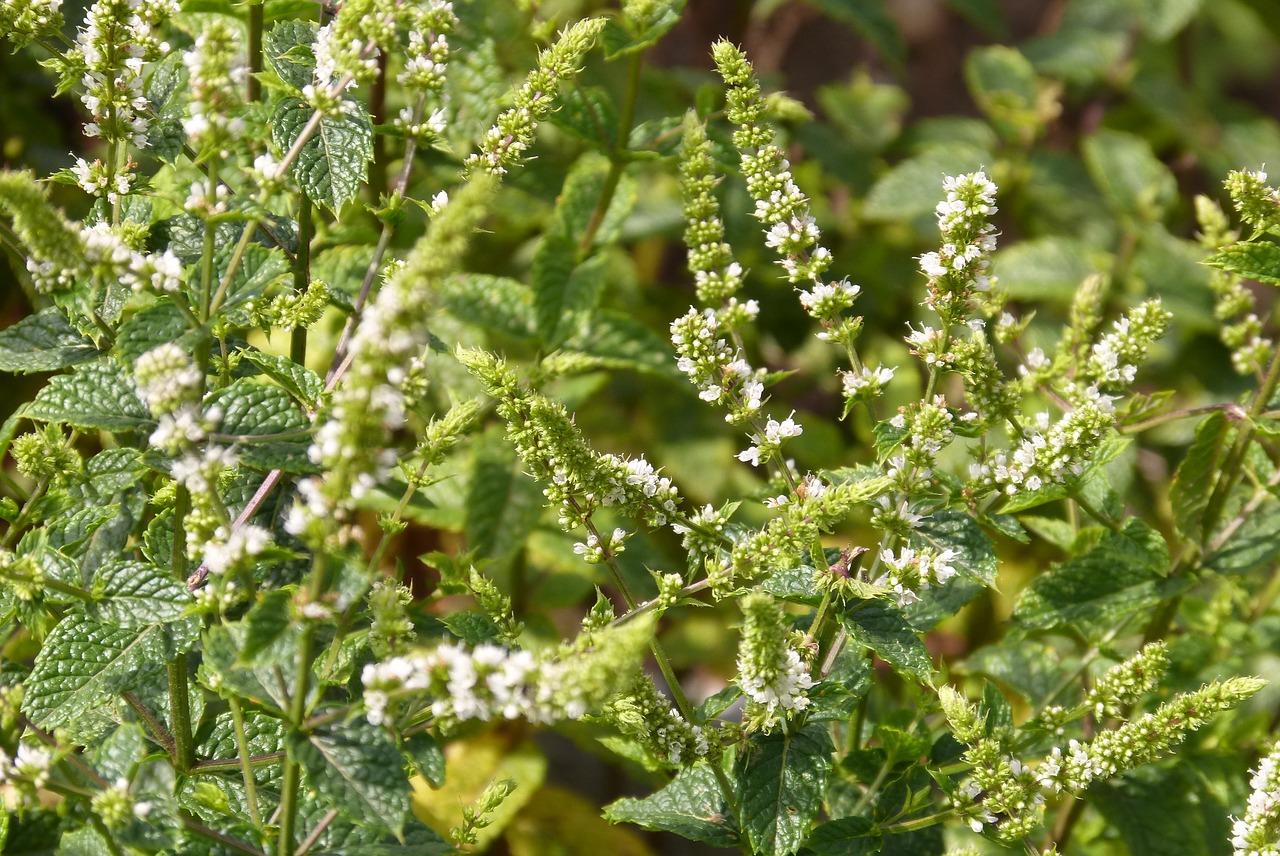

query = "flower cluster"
[
  {"left": 735, "top": 592, "right": 813, "bottom": 729},
  {"left": 134, "top": 343, "right": 202, "bottom": 415},
  {"left": 0, "top": 743, "right": 54, "bottom": 808},
  {"left": 1081, "top": 300, "right": 1171, "bottom": 394},
  {"left": 181, "top": 18, "right": 247, "bottom": 155},
  {"left": 0, "top": 0, "right": 62, "bottom": 47},
  {"left": 464, "top": 18, "right": 606, "bottom": 176},
  {"left": 1223, "top": 168, "right": 1280, "bottom": 235},
  {"left": 362, "top": 616, "right": 654, "bottom": 729},
  {"left": 918, "top": 171, "right": 999, "bottom": 324},
  {"left": 735, "top": 412, "right": 803, "bottom": 468},
  {"left": 670, "top": 307, "right": 765, "bottom": 425},
  {"left": 460, "top": 348, "right": 684, "bottom": 536},
  {"left": 393, "top": 1, "right": 455, "bottom": 140},
  {"left": 1036, "top": 677, "right": 1264, "bottom": 795},
  {"left": 70, "top": 0, "right": 176, "bottom": 149},
  {"left": 90, "top": 778, "right": 152, "bottom": 829},
  {"left": 573, "top": 527, "right": 627, "bottom": 564},
  {"left": 304, "top": 0, "right": 395, "bottom": 112},
  {"left": 875, "top": 544, "right": 958, "bottom": 606},
  {"left": 291, "top": 178, "right": 493, "bottom": 546},
  {"left": 1083, "top": 642, "right": 1167, "bottom": 718},
  {"left": 972, "top": 392, "right": 1115, "bottom": 496},
  {"left": 712, "top": 41, "right": 833, "bottom": 288},
  {"left": 1232, "top": 743, "right": 1280, "bottom": 856},
  {"left": 601, "top": 676, "right": 711, "bottom": 768},
  {"left": 1198, "top": 192, "right": 1275, "bottom": 375}
]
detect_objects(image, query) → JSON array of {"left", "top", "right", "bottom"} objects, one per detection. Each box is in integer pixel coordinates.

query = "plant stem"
[
  {"left": 277, "top": 553, "right": 328, "bottom": 855},
  {"left": 576, "top": 51, "right": 643, "bottom": 258},
  {"left": 291, "top": 196, "right": 313, "bottom": 366},
  {"left": 247, "top": 0, "right": 264, "bottom": 102},
  {"left": 168, "top": 655, "right": 195, "bottom": 773},
  {"left": 230, "top": 697, "right": 264, "bottom": 828},
  {"left": 122, "top": 691, "right": 177, "bottom": 758}
]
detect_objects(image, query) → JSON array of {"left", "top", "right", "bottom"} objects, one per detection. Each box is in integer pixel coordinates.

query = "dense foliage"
[{"left": 2, "top": 0, "right": 1280, "bottom": 854}]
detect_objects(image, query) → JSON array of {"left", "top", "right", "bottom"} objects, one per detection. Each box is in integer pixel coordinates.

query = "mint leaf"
[
  {"left": 238, "top": 588, "right": 294, "bottom": 664},
  {"left": 1082, "top": 129, "right": 1177, "bottom": 221},
  {"left": 265, "top": 20, "right": 318, "bottom": 90},
  {"left": 1204, "top": 241, "right": 1280, "bottom": 286},
  {"left": 438, "top": 273, "right": 536, "bottom": 340},
  {"left": 26, "top": 360, "right": 152, "bottom": 433},
  {"left": 905, "top": 510, "right": 997, "bottom": 630},
  {"left": 841, "top": 601, "right": 934, "bottom": 684},
  {"left": 90, "top": 560, "right": 192, "bottom": 628},
  {"left": 600, "top": 0, "right": 686, "bottom": 59},
  {"left": 23, "top": 610, "right": 200, "bottom": 730},
  {"left": 272, "top": 96, "right": 374, "bottom": 212},
  {"left": 114, "top": 300, "right": 192, "bottom": 364},
  {"left": 1171, "top": 412, "right": 1230, "bottom": 541},
  {"left": 561, "top": 310, "right": 682, "bottom": 378},
  {"left": 206, "top": 379, "right": 310, "bottom": 436},
  {"left": 736, "top": 723, "right": 833, "bottom": 856},
  {"left": 465, "top": 427, "right": 543, "bottom": 573},
  {"left": 0, "top": 307, "right": 99, "bottom": 373},
  {"left": 239, "top": 349, "right": 324, "bottom": 409},
  {"left": 863, "top": 145, "right": 992, "bottom": 222},
  {"left": 1013, "top": 518, "right": 1182, "bottom": 636},
  {"left": 604, "top": 763, "right": 739, "bottom": 847},
  {"left": 294, "top": 722, "right": 411, "bottom": 836},
  {"left": 805, "top": 816, "right": 881, "bottom": 855}
]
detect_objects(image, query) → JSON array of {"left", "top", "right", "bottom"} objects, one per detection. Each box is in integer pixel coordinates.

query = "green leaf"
[
  {"left": 863, "top": 144, "right": 992, "bottom": 222},
  {"left": 465, "top": 426, "right": 544, "bottom": 572},
  {"left": 804, "top": 817, "right": 880, "bottom": 855},
  {"left": 0, "top": 308, "right": 99, "bottom": 373},
  {"left": 206, "top": 379, "right": 310, "bottom": 436},
  {"left": 294, "top": 722, "right": 411, "bottom": 836},
  {"left": 239, "top": 349, "right": 324, "bottom": 408},
  {"left": 840, "top": 601, "right": 934, "bottom": 684},
  {"left": 271, "top": 96, "right": 374, "bottom": 212},
  {"left": 1171, "top": 412, "right": 1229, "bottom": 541},
  {"left": 547, "top": 86, "right": 619, "bottom": 148},
  {"left": 23, "top": 610, "right": 200, "bottom": 730},
  {"left": 1013, "top": 518, "right": 1179, "bottom": 636},
  {"left": 1204, "top": 241, "right": 1280, "bottom": 286},
  {"left": 1092, "top": 763, "right": 1228, "bottom": 856},
  {"left": 995, "top": 236, "right": 1101, "bottom": 301},
  {"left": 402, "top": 731, "right": 446, "bottom": 788},
  {"left": 604, "top": 763, "right": 739, "bottom": 847},
  {"left": 737, "top": 723, "right": 833, "bottom": 856},
  {"left": 600, "top": 0, "right": 686, "bottom": 58},
  {"left": 265, "top": 20, "right": 318, "bottom": 90},
  {"left": 945, "top": 0, "right": 1007, "bottom": 37},
  {"left": 560, "top": 310, "right": 681, "bottom": 377},
  {"left": 90, "top": 561, "right": 192, "bottom": 628},
  {"left": 1205, "top": 497, "right": 1280, "bottom": 576},
  {"left": 218, "top": 242, "right": 290, "bottom": 313},
  {"left": 1082, "top": 129, "right": 1177, "bottom": 221},
  {"left": 1142, "top": 0, "right": 1202, "bottom": 40},
  {"left": 438, "top": 273, "right": 536, "bottom": 340},
  {"left": 239, "top": 589, "right": 294, "bottom": 664},
  {"left": 27, "top": 360, "right": 153, "bottom": 432},
  {"left": 964, "top": 45, "right": 1042, "bottom": 138},
  {"left": 114, "top": 300, "right": 192, "bottom": 364}
]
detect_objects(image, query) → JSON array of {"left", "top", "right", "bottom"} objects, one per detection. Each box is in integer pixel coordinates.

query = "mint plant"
[{"left": 1, "top": 0, "right": 1280, "bottom": 854}]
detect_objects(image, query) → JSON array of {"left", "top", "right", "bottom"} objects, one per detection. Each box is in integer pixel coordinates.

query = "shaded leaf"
[
  {"left": 840, "top": 601, "right": 933, "bottom": 683},
  {"left": 0, "top": 308, "right": 99, "bottom": 373}
]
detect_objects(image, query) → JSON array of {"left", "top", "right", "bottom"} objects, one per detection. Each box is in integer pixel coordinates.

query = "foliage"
[{"left": 1, "top": 0, "right": 1280, "bottom": 854}]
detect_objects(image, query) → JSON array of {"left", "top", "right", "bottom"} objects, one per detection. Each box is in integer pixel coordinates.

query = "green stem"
[
  {"left": 229, "top": 697, "right": 264, "bottom": 829},
  {"left": 122, "top": 691, "right": 177, "bottom": 758},
  {"left": 247, "top": 0, "right": 264, "bottom": 102},
  {"left": 291, "top": 196, "right": 313, "bottom": 366},
  {"left": 576, "top": 51, "right": 643, "bottom": 258},
  {"left": 168, "top": 655, "right": 195, "bottom": 773},
  {"left": 277, "top": 554, "right": 328, "bottom": 855},
  {"left": 189, "top": 752, "right": 287, "bottom": 773},
  {"left": 876, "top": 810, "right": 955, "bottom": 834}
]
